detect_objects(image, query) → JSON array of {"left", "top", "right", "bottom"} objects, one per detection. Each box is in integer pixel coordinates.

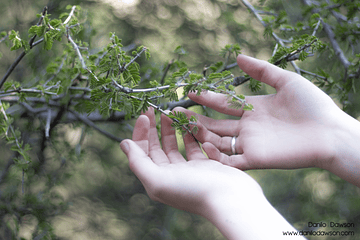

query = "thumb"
[
  {"left": 236, "top": 54, "right": 292, "bottom": 90},
  {"left": 120, "top": 139, "right": 156, "bottom": 177},
  {"left": 202, "top": 142, "right": 251, "bottom": 170}
]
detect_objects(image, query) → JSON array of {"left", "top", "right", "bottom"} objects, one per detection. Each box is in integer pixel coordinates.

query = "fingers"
[
  {"left": 161, "top": 112, "right": 186, "bottom": 163},
  {"left": 183, "top": 132, "right": 207, "bottom": 161},
  {"left": 174, "top": 107, "right": 242, "bottom": 155},
  {"left": 174, "top": 107, "right": 240, "bottom": 137},
  {"left": 188, "top": 91, "right": 245, "bottom": 117},
  {"left": 120, "top": 139, "right": 157, "bottom": 180},
  {"left": 195, "top": 120, "right": 241, "bottom": 155},
  {"left": 143, "top": 108, "right": 169, "bottom": 165},
  {"left": 132, "top": 115, "right": 150, "bottom": 155},
  {"left": 236, "top": 54, "right": 295, "bottom": 90},
  {"left": 202, "top": 142, "right": 250, "bottom": 169}
]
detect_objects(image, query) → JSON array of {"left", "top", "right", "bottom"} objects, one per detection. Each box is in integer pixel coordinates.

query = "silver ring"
[{"left": 231, "top": 136, "right": 236, "bottom": 155}]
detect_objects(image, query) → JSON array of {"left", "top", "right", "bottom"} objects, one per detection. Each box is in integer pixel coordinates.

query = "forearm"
[
  {"left": 325, "top": 110, "right": 360, "bottom": 187},
  {"left": 202, "top": 193, "right": 304, "bottom": 240}
]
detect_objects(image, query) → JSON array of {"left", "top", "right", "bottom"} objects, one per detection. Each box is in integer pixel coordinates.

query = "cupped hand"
[
  {"left": 176, "top": 54, "right": 342, "bottom": 170},
  {"left": 120, "top": 107, "right": 264, "bottom": 216}
]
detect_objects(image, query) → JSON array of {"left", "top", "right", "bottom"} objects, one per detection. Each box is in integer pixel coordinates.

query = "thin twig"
[
  {"left": 223, "top": 62, "right": 238, "bottom": 70},
  {"left": 300, "top": 68, "right": 344, "bottom": 91},
  {"left": 2, "top": 94, "right": 199, "bottom": 123},
  {"left": 145, "top": 100, "right": 199, "bottom": 142},
  {"left": 111, "top": 77, "right": 188, "bottom": 94},
  {"left": 122, "top": 47, "right": 147, "bottom": 71},
  {"left": 274, "top": 39, "right": 318, "bottom": 65},
  {"left": 272, "top": 43, "right": 279, "bottom": 57},
  {"left": 160, "top": 60, "right": 174, "bottom": 85},
  {"left": 0, "top": 100, "right": 28, "bottom": 169},
  {"left": 43, "top": 56, "right": 67, "bottom": 86},
  {"left": 29, "top": 6, "right": 47, "bottom": 48},
  {"left": 322, "top": 20, "right": 351, "bottom": 68},
  {"left": 233, "top": 76, "right": 250, "bottom": 86},
  {"left": 241, "top": 0, "right": 301, "bottom": 74},
  {"left": 0, "top": 7, "right": 47, "bottom": 90},
  {"left": 0, "top": 99, "right": 10, "bottom": 136},
  {"left": 302, "top": 0, "right": 351, "bottom": 69},
  {"left": 0, "top": 52, "right": 27, "bottom": 89},
  {"left": 312, "top": 19, "right": 322, "bottom": 36},
  {"left": 208, "top": 85, "right": 252, "bottom": 111},
  {"left": 0, "top": 88, "right": 58, "bottom": 96},
  {"left": 20, "top": 102, "right": 48, "bottom": 114},
  {"left": 213, "top": 75, "right": 235, "bottom": 87},
  {"left": 45, "top": 108, "right": 51, "bottom": 139},
  {"left": 68, "top": 109, "right": 124, "bottom": 142},
  {"left": 63, "top": 6, "right": 77, "bottom": 25},
  {"left": 67, "top": 33, "right": 86, "bottom": 69}
]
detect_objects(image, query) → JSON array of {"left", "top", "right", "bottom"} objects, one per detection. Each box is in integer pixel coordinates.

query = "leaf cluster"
[
  {"left": 270, "top": 34, "right": 326, "bottom": 68},
  {"left": 168, "top": 111, "right": 198, "bottom": 135}
]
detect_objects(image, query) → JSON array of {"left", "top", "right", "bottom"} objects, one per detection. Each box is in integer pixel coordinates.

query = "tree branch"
[
  {"left": 240, "top": 0, "right": 301, "bottom": 74},
  {"left": 123, "top": 47, "right": 147, "bottom": 72},
  {"left": 63, "top": 6, "right": 77, "bottom": 25},
  {"left": 321, "top": 20, "right": 351, "bottom": 69},
  {"left": 302, "top": 0, "right": 351, "bottom": 69},
  {"left": 274, "top": 39, "right": 318, "bottom": 65},
  {"left": 29, "top": 6, "right": 47, "bottom": 48},
  {"left": 68, "top": 109, "right": 124, "bottom": 142},
  {"left": 160, "top": 60, "right": 174, "bottom": 85},
  {"left": 0, "top": 7, "right": 47, "bottom": 90},
  {"left": 67, "top": 33, "right": 87, "bottom": 69}
]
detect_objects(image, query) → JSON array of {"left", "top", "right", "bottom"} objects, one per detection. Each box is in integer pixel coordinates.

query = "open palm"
[
  {"left": 176, "top": 55, "right": 342, "bottom": 170},
  {"left": 121, "top": 107, "right": 264, "bottom": 215}
]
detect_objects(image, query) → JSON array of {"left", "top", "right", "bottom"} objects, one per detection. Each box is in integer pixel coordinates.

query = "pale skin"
[
  {"left": 178, "top": 54, "right": 360, "bottom": 188},
  {"left": 120, "top": 108, "right": 301, "bottom": 239},
  {"left": 120, "top": 54, "right": 360, "bottom": 239}
]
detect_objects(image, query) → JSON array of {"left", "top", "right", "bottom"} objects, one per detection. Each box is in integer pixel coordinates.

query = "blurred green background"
[{"left": 0, "top": 0, "right": 359, "bottom": 239}]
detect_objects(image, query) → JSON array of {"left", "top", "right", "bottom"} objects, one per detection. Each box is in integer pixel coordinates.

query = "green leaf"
[
  {"left": 9, "top": 30, "right": 23, "bottom": 51},
  {"left": 44, "top": 32, "right": 54, "bottom": 50},
  {"left": 59, "top": 12, "right": 69, "bottom": 20},
  {"left": 190, "top": 115, "right": 197, "bottom": 123},
  {"left": 208, "top": 73, "right": 222, "bottom": 80},
  {"left": 145, "top": 50, "right": 151, "bottom": 60},
  {"left": 249, "top": 78, "right": 262, "bottom": 92},
  {"left": 46, "top": 62, "right": 59, "bottom": 74},
  {"left": 221, "top": 70, "right": 232, "bottom": 78},
  {"left": 243, "top": 104, "right": 254, "bottom": 111},
  {"left": 299, "top": 51, "right": 309, "bottom": 61},
  {"left": 29, "top": 25, "right": 42, "bottom": 37},
  {"left": 19, "top": 93, "right": 26, "bottom": 102},
  {"left": 172, "top": 67, "right": 188, "bottom": 78},
  {"left": 50, "top": 19, "right": 62, "bottom": 28},
  {"left": 237, "top": 94, "right": 245, "bottom": 100},
  {"left": 263, "top": 26, "right": 273, "bottom": 38}
]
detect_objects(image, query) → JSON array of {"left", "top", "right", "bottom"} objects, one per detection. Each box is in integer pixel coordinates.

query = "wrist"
[
  {"left": 202, "top": 189, "right": 301, "bottom": 239},
  {"left": 324, "top": 110, "right": 360, "bottom": 187}
]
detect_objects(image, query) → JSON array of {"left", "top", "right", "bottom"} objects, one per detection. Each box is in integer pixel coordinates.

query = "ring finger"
[{"left": 195, "top": 120, "right": 243, "bottom": 155}]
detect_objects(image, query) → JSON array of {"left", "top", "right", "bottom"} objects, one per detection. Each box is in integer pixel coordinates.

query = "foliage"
[{"left": 0, "top": 0, "right": 359, "bottom": 239}]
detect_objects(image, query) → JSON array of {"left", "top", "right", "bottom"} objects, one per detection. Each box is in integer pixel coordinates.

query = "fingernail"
[{"left": 120, "top": 141, "right": 129, "bottom": 154}]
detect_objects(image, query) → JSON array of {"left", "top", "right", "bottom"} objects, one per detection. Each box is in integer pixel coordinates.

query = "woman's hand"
[
  {"left": 176, "top": 54, "right": 360, "bottom": 188},
  {"left": 120, "top": 107, "right": 301, "bottom": 239},
  {"left": 120, "top": 107, "right": 263, "bottom": 215},
  {"left": 176, "top": 54, "right": 342, "bottom": 171}
]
